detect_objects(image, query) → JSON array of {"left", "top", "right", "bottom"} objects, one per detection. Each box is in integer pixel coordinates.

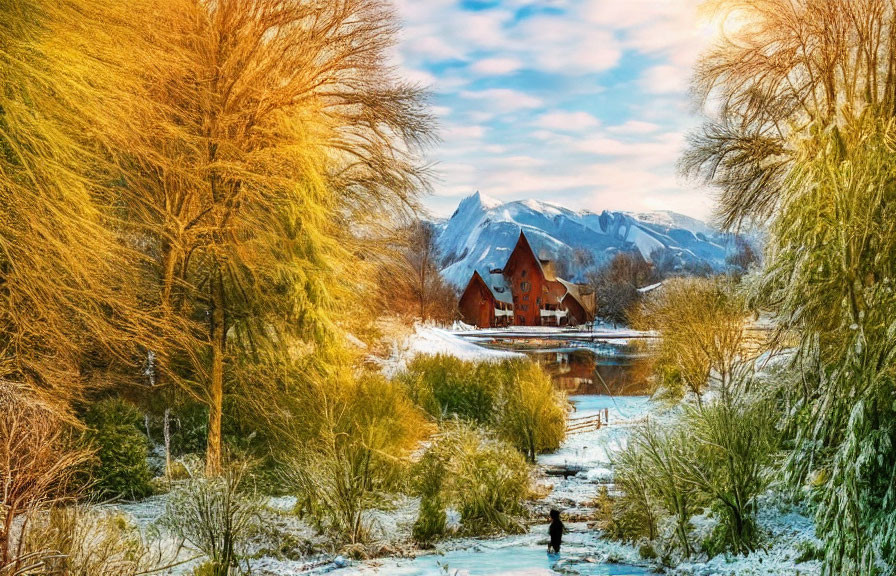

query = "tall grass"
[
  {"left": 412, "top": 421, "right": 531, "bottom": 541},
  {"left": 285, "top": 374, "right": 429, "bottom": 547},
  {"left": 10, "top": 507, "right": 168, "bottom": 576}
]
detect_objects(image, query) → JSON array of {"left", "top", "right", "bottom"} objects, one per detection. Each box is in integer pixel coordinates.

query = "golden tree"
[
  {"left": 684, "top": 0, "right": 896, "bottom": 229},
  {"left": 117, "top": 0, "right": 433, "bottom": 474},
  {"left": 684, "top": 2, "right": 896, "bottom": 572},
  {"left": 0, "top": 0, "right": 165, "bottom": 409},
  {"left": 633, "top": 277, "right": 751, "bottom": 403}
]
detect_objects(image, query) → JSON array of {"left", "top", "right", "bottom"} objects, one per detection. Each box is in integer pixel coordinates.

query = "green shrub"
[
  {"left": 401, "top": 355, "right": 501, "bottom": 424},
  {"left": 683, "top": 389, "right": 777, "bottom": 556},
  {"left": 794, "top": 538, "right": 824, "bottom": 563},
  {"left": 400, "top": 355, "right": 567, "bottom": 460},
  {"left": 638, "top": 544, "right": 658, "bottom": 560},
  {"left": 618, "top": 422, "right": 702, "bottom": 558},
  {"left": 496, "top": 360, "right": 566, "bottom": 462},
  {"left": 413, "top": 422, "right": 531, "bottom": 536},
  {"left": 611, "top": 445, "right": 659, "bottom": 542},
  {"left": 286, "top": 374, "right": 428, "bottom": 546},
  {"left": 611, "top": 380, "right": 778, "bottom": 558},
  {"left": 167, "top": 402, "right": 209, "bottom": 457},
  {"left": 412, "top": 446, "right": 449, "bottom": 545},
  {"left": 590, "top": 485, "right": 617, "bottom": 534},
  {"left": 82, "top": 399, "right": 153, "bottom": 500},
  {"left": 413, "top": 492, "right": 448, "bottom": 545}
]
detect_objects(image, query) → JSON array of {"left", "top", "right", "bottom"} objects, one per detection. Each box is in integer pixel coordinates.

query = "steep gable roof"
[
  {"left": 505, "top": 230, "right": 552, "bottom": 279},
  {"left": 460, "top": 270, "right": 494, "bottom": 303},
  {"left": 460, "top": 269, "right": 514, "bottom": 306}
]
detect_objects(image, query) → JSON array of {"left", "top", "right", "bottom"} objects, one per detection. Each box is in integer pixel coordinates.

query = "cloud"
[
  {"left": 399, "top": 66, "right": 438, "bottom": 87},
  {"left": 607, "top": 120, "right": 661, "bottom": 135},
  {"left": 512, "top": 15, "right": 622, "bottom": 74},
  {"left": 390, "top": 0, "right": 717, "bottom": 221},
  {"left": 459, "top": 89, "right": 544, "bottom": 114},
  {"left": 640, "top": 65, "right": 689, "bottom": 95},
  {"left": 534, "top": 111, "right": 601, "bottom": 132},
  {"left": 576, "top": 131, "right": 685, "bottom": 166},
  {"left": 442, "top": 124, "right": 487, "bottom": 140},
  {"left": 470, "top": 57, "right": 523, "bottom": 76}
]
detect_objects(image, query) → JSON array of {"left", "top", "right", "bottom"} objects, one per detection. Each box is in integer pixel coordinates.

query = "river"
[{"left": 327, "top": 332, "right": 655, "bottom": 576}]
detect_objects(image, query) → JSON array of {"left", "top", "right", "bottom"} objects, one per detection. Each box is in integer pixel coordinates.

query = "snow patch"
[{"left": 379, "top": 324, "right": 523, "bottom": 378}]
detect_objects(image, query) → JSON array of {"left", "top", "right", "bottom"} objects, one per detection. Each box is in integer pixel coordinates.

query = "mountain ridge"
[{"left": 435, "top": 192, "right": 738, "bottom": 288}]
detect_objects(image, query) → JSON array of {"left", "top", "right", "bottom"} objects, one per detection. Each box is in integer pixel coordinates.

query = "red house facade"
[{"left": 458, "top": 232, "right": 595, "bottom": 328}]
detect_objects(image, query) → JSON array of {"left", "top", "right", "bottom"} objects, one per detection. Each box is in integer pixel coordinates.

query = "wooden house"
[{"left": 458, "top": 231, "right": 595, "bottom": 328}]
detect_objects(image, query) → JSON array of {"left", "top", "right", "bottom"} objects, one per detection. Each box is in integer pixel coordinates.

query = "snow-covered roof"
[{"left": 488, "top": 271, "right": 514, "bottom": 305}]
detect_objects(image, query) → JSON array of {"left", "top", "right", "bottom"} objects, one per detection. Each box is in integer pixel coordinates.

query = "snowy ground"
[
  {"left": 538, "top": 396, "right": 650, "bottom": 504},
  {"left": 664, "top": 491, "right": 822, "bottom": 576},
  {"left": 108, "top": 391, "right": 820, "bottom": 576},
  {"left": 304, "top": 396, "right": 656, "bottom": 576}
]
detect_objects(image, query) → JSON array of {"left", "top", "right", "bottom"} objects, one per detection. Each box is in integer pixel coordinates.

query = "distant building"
[{"left": 458, "top": 231, "right": 595, "bottom": 328}]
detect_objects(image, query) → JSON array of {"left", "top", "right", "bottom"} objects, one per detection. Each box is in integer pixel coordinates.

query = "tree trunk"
[
  {"left": 206, "top": 270, "right": 226, "bottom": 476},
  {"left": 163, "top": 407, "right": 171, "bottom": 479}
]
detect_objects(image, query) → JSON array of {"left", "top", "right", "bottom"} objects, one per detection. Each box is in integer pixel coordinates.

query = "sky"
[{"left": 391, "top": 0, "right": 718, "bottom": 221}]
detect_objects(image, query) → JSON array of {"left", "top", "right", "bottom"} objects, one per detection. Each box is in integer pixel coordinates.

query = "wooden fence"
[{"left": 566, "top": 408, "right": 609, "bottom": 434}]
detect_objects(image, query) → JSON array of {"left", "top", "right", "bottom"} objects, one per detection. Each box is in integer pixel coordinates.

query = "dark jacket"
[{"left": 549, "top": 519, "right": 564, "bottom": 552}]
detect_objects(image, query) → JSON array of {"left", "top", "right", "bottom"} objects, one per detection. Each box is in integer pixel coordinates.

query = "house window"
[
  {"left": 523, "top": 294, "right": 529, "bottom": 301},
  {"left": 521, "top": 269, "right": 527, "bottom": 278},
  {"left": 520, "top": 281, "right": 531, "bottom": 293}
]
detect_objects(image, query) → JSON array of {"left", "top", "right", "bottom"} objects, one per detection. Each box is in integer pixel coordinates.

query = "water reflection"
[{"left": 478, "top": 341, "right": 652, "bottom": 396}]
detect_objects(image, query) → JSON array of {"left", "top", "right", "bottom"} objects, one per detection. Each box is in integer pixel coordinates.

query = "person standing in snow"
[{"left": 548, "top": 509, "right": 564, "bottom": 554}]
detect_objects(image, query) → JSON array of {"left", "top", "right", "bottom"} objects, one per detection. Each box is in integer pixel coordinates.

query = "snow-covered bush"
[
  {"left": 625, "top": 422, "right": 702, "bottom": 558},
  {"left": 612, "top": 381, "right": 779, "bottom": 559},
  {"left": 161, "top": 465, "right": 263, "bottom": 576},
  {"left": 683, "top": 389, "right": 778, "bottom": 556},
  {"left": 412, "top": 421, "right": 531, "bottom": 538},
  {"left": 610, "top": 447, "right": 660, "bottom": 543}
]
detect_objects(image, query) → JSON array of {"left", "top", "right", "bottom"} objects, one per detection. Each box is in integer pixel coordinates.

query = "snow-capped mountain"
[{"left": 436, "top": 192, "right": 739, "bottom": 288}]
